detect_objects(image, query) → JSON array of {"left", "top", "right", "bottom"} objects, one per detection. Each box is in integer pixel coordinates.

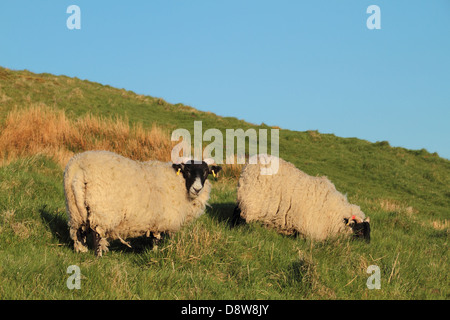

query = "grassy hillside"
[{"left": 0, "top": 66, "right": 448, "bottom": 299}]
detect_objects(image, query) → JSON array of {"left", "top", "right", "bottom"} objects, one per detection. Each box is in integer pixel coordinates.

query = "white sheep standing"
[
  {"left": 234, "top": 155, "right": 371, "bottom": 241},
  {"left": 64, "top": 150, "right": 221, "bottom": 256}
]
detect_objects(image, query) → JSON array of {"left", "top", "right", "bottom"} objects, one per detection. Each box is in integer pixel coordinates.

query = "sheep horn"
[{"left": 347, "top": 215, "right": 364, "bottom": 224}]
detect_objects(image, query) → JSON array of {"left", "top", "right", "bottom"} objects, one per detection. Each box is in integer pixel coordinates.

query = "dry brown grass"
[
  {"left": 220, "top": 161, "right": 244, "bottom": 180},
  {"left": 0, "top": 105, "right": 246, "bottom": 178},
  {"left": 379, "top": 199, "right": 416, "bottom": 215},
  {"left": 430, "top": 219, "right": 449, "bottom": 232},
  {"left": 0, "top": 104, "right": 173, "bottom": 167}
]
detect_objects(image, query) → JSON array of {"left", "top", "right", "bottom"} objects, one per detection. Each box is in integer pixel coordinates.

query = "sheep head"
[
  {"left": 343, "top": 215, "right": 371, "bottom": 243},
  {"left": 172, "top": 158, "right": 222, "bottom": 199}
]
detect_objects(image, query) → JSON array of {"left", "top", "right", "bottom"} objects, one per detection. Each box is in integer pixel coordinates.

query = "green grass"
[{"left": 0, "top": 66, "right": 448, "bottom": 299}]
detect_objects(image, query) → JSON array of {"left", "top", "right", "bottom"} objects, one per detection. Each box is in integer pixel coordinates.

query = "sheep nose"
[{"left": 193, "top": 186, "right": 202, "bottom": 193}]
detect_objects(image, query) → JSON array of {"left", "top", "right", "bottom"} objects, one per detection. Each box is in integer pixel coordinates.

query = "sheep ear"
[
  {"left": 365, "top": 217, "right": 370, "bottom": 223},
  {"left": 362, "top": 220, "right": 371, "bottom": 243},
  {"left": 209, "top": 165, "right": 222, "bottom": 177},
  {"left": 172, "top": 163, "right": 185, "bottom": 175}
]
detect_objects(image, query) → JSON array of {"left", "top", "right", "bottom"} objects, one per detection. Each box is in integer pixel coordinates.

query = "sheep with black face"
[
  {"left": 172, "top": 159, "right": 220, "bottom": 199},
  {"left": 64, "top": 150, "right": 221, "bottom": 256}
]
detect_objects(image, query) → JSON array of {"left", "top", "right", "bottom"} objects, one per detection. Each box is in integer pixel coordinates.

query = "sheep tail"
[{"left": 64, "top": 159, "right": 89, "bottom": 230}]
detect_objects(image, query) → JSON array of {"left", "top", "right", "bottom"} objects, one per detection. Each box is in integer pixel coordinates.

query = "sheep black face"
[
  {"left": 343, "top": 216, "right": 371, "bottom": 243},
  {"left": 172, "top": 160, "right": 222, "bottom": 198}
]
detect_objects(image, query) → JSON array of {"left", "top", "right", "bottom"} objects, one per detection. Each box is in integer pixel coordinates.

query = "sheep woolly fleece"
[
  {"left": 236, "top": 156, "right": 366, "bottom": 240},
  {"left": 64, "top": 151, "right": 211, "bottom": 250}
]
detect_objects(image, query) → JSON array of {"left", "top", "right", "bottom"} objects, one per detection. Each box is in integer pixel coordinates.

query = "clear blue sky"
[{"left": 1, "top": 0, "right": 449, "bottom": 159}]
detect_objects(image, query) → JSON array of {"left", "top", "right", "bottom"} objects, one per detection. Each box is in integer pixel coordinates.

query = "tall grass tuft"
[
  {"left": 0, "top": 104, "right": 173, "bottom": 167},
  {"left": 0, "top": 105, "right": 246, "bottom": 178}
]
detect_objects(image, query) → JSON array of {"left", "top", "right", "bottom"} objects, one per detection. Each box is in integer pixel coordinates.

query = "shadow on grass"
[
  {"left": 39, "top": 204, "right": 162, "bottom": 255},
  {"left": 39, "top": 205, "right": 71, "bottom": 246},
  {"left": 206, "top": 202, "right": 243, "bottom": 228},
  {"left": 207, "top": 202, "right": 303, "bottom": 242},
  {"left": 108, "top": 234, "right": 164, "bottom": 255}
]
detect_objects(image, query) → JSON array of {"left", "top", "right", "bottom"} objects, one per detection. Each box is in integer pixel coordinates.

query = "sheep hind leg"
[
  {"left": 92, "top": 229, "right": 109, "bottom": 257},
  {"left": 151, "top": 232, "right": 162, "bottom": 251},
  {"left": 70, "top": 226, "right": 88, "bottom": 253}
]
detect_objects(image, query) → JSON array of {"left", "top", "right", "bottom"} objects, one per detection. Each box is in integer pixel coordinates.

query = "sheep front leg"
[
  {"left": 92, "top": 229, "right": 109, "bottom": 257},
  {"left": 151, "top": 232, "right": 162, "bottom": 251},
  {"left": 70, "top": 226, "right": 88, "bottom": 253}
]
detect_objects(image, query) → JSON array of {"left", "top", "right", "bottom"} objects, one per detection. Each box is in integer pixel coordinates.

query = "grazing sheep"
[
  {"left": 234, "top": 155, "right": 370, "bottom": 242},
  {"left": 64, "top": 150, "right": 221, "bottom": 256}
]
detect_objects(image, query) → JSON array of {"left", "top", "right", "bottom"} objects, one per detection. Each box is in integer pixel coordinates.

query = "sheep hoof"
[
  {"left": 151, "top": 232, "right": 163, "bottom": 250},
  {"left": 74, "top": 241, "right": 89, "bottom": 253},
  {"left": 71, "top": 227, "right": 88, "bottom": 253},
  {"left": 92, "top": 230, "right": 108, "bottom": 257}
]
